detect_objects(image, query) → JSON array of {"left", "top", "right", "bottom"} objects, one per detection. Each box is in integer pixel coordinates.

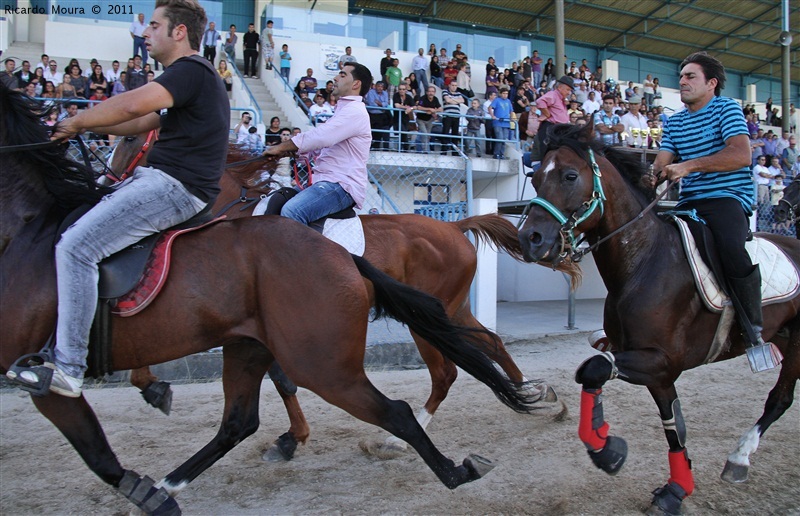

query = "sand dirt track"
[{"left": 1, "top": 333, "right": 798, "bottom": 515}]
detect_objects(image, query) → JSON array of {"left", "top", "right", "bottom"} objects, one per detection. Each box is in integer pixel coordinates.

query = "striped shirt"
[{"left": 661, "top": 95, "right": 754, "bottom": 213}]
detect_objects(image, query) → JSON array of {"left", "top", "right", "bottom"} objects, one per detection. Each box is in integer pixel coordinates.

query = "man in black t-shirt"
[
  {"left": 415, "top": 85, "right": 442, "bottom": 153},
  {"left": 242, "top": 23, "right": 260, "bottom": 78},
  {"left": 12, "top": 0, "right": 229, "bottom": 399}
]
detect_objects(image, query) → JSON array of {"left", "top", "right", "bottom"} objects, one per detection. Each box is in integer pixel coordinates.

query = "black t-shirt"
[
  {"left": 264, "top": 128, "right": 282, "bottom": 146},
  {"left": 149, "top": 55, "right": 229, "bottom": 203},
  {"left": 243, "top": 31, "right": 259, "bottom": 50},
  {"left": 416, "top": 95, "right": 440, "bottom": 121}
]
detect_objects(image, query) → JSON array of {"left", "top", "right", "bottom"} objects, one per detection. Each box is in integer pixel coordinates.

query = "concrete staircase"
[{"left": 234, "top": 75, "right": 293, "bottom": 130}]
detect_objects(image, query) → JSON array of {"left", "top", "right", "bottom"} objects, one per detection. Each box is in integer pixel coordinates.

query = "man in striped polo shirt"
[{"left": 653, "top": 52, "right": 780, "bottom": 372}]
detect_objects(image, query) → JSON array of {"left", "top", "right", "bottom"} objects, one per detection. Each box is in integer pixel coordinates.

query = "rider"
[
  {"left": 262, "top": 62, "right": 372, "bottom": 225},
  {"left": 9, "top": 0, "right": 229, "bottom": 397},
  {"left": 652, "top": 51, "right": 781, "bottom": 372}
]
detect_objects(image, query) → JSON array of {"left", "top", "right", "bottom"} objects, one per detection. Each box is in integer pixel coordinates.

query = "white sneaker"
[{"left": 49, "top": 368, "right": 83, "bottom": 397}]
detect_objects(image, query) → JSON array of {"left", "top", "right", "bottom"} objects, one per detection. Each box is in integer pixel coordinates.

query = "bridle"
[
  {"left": 776, "top": 197, "right": 797, "bottom": 226},
  {"left": 523, "top": 147, "right": 674, "bottom": 264},
  {"left": 106, "top": 129, "right": 159, "bottom": 183}
]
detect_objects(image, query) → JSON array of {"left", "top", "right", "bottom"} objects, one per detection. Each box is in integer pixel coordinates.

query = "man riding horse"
[
  {"left": 8, "top": 0, "right": 229, "bottom": 396},
  {"left": 652, "top": 51, "right": 781, "bottom": 372}
]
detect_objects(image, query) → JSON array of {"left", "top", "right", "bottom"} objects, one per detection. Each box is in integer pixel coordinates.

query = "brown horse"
[
  {"left": 110, "top": 132, "right": 568, "bottom": 461},
  {"left": 517, "top": 122, "right": 800, "bottom": 514},
  {"left": 0, "top": 84, "right": 538, "bottom": 513}
]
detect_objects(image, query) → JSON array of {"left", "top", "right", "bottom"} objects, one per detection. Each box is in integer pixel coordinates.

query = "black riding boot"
[{"left": 727, "top": 265, "right": 783, "bottom": 372}]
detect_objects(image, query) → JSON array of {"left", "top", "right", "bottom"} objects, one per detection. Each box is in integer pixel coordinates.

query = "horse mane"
[
  {"left": 543, "top": 123, "right": 656, "bottom": 204},
  {"left": 225, "top": 145, "right": 283, "bottom": 193},
  {"left": 0, "top": 83, "right": 111, "bottom": 211}
]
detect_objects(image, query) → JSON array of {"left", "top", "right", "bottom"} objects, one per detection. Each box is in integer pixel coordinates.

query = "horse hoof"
[
  {"left": 463, "top": 453, "right": 496, "bottom": 478},
  {"left": 358, "top": 439, "right": 406, "bottom": 460},
  {"left": 262, "top": 444, "right": 290, "bottom": 463},
  {"left": 588, "top": 435, "right": 627, "bottom": 475},
  {"left": 141, "top": 381, "right": 173, "bottom": 416},
  {"left": 721, "top": 460, "right": 749, "bottom": 483},
  {"left": 647, "top": 482, "right": 686, "bottom": 515}
]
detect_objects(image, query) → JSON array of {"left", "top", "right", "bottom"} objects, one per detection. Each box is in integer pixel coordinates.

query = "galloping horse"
[
  {"left": 772, "top": 177, "right": 799, "bottom": 238},
  {"left": 0, "top": 84, "right": 538, "bottom": 513},
  {"left": 517, "top": 122, "right": 800, "bottom": 514},
  {"left": 110, "top": 131, "right": 569, "bottom": 460}
]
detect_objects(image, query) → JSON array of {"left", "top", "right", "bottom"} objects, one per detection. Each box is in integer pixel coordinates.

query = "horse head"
[
  {"left": 773, "top": 177, "right": 799, "bottom": 224},
  {"left": 518, "top": 121, "right": 609, "bottom": 266}
]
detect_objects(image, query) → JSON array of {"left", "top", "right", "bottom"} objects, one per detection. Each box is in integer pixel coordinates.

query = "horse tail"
[
  {"left": 351, "top": 254, "right": 536, "bottom": 414},
  {"left": 454, "top": 214, "right": 583, "bottom": 289}
]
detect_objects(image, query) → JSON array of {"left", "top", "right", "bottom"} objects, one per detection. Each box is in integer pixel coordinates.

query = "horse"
[
  {"left": 0, "top": 84, "right": 539, "bottom": 513},
  {"left": 772, "top": 177, "right": 799, "bottom": 238},
  {"left": 109, "top": 131, "right": 570, "bottom": 461},
  {"left": 516, "top": 121, "right": 800, "bottom": 514}
]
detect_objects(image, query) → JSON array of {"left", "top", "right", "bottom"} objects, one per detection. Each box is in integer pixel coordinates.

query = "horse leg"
[
  {"left": 130, "top": 366, "right": 173, "bottom": 415},
  {"left": 722, "top": 319, "right": 800, "bottom": 483},
  {"left": 31, "top": 395, "right": 180, "bottom": 514},
  {"left": 157, "top": 341, "right": 270, "bottom": 496},
  {"left": 312, "top": 372, "right": 495, "bottom": 489},
  {"left": 574, "top": 348, "right": 677, "bottom": 475},
  {"left": 261, "top": 382, "right": 310, "bottom": 463},
  {"left": 647, "top": 385, "right": 695, "bottom": 515}
]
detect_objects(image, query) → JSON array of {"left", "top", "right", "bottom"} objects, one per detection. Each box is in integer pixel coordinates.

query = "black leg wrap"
[
  {"left": 268, "top": 362, "right": 298, "bottom": 395},
  {"left": 118, "top": 470, "right": 181, "bottom": 516},
  {"left": 141, "top": 381, "right": 173, "bottom": 415},
  {"left": 575, "top": 353, "right": 617, "bottom": 389},
  {"left": 587, "top": 435, "right": 627, "bottom": 475},
  {"left": 650, "top": 481, "right": 687, "bottom": 515}
]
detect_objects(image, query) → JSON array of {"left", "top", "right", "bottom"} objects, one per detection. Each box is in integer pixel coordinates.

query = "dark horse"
[
  {"left": 517, "top": 122, "right": 800, "bottom": 514},
  {"left": 772, "top": 177, "right": 800, "bottom": 239},
  {"left": 110, "top": 132, "right": 569, "bottom": 460},
  {"left": 0, "top": 84, "right": 539, "bottom": 513}
]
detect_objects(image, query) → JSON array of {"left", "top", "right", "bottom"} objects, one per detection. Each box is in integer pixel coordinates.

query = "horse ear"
[{"left": 581, "top": 115, "right": 596, "bottom": 141}]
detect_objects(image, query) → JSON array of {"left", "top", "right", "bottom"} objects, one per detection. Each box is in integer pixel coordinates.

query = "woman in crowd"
[
  {"left": 429, "top": 55, "right": 444, "bottom": 88},
  {"left": 64, "top": 58, "right": 81, "bottom": 75},
  {"left": 407, "top": 73, "right": 419, "bottom": 101},
  {"left": 66, "top": 64, "right": 87, "bottom": 98},
  {"left": 88, "top": 64, "right": 108, "bottom": 95},
  {"left": 57, "top": 74, "right": 77, "bottom": 99},
  {"left": 294, "top": 79, "right": 308, "bottom": 97},
  {"left": 217, "top": 60, "right": 233, "bottom": 95},
  {"left": 543, "top": 57, "right": 555, "bottom": 85},
  {"left": 428, "top": 43, "right": 437, "bottom": 57}
]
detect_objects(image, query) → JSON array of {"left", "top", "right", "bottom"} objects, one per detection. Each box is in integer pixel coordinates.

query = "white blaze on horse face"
[
  {"left": 540, "top": 160, "right": 557, "bottom": 181},
  {"left": 726, "top": 424, "right": 761, "bottom": 467}
]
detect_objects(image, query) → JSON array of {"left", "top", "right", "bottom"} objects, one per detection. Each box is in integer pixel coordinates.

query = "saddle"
[
  {"left": 63, "top": 206, "right": 223, "bottom": 377},
  {"left": 667, "top": 214, "right": 799, "bottom": 363},
  {"left": 253, "top": 187, "right": 366, "bottom": 256}
]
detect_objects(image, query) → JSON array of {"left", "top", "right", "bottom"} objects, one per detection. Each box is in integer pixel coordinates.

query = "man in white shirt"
[
  {"left": 411, "top": 48, "right": 429, "bottom": 99},
  {"left": 130, "top": 12, "right": 149, "bottom": 64},
  {"left": 35, "top": 54, "right": 49, "bottom": 71},
  {"left": 752, "top": 155, "right": 772, "bottom": 206},
  {"left": 43, "top": 60, "right": 63, "bottom": 87},
  {"left": 105, "top": 60, "right": 122, "bottom": 84},
  {"left": 308, "top": 93, "right": 333, "bottom": 124},
  {"left": 581, "top": 91, "right": 601, "bottom": 115},
  {"left": 620, "top": 95, "right": 648, "bottom": 147}
]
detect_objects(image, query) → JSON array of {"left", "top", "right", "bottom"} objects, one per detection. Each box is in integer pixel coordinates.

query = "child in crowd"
[{"left": 465, "top": 98, "right": 484, "bottom": 157}]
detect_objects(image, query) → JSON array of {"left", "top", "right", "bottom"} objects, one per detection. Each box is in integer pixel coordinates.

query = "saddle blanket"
[
  {"left": 253, "top": 197, "right": 365, "bottom": 256},
  {"left": 674, "top": 217, "right": 800, "bottom": 313}
]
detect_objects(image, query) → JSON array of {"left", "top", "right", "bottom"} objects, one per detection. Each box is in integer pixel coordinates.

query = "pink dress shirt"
[
  {"left": 536, "top": 89, "right": 570, "bottom": 124},
  {"left": 291, "top": 95, "right": 371, "bottom": 208}
]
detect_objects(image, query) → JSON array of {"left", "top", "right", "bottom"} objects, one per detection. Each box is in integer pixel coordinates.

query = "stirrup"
[
  {"left": 746, "top": 341, "right": 783, "bottom": 373},
  {"left": 6, "top": 350, "right": 56, "bottom": 397}
]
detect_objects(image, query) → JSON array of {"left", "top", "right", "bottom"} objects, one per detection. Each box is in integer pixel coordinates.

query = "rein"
[
  {"left": 0, "top": 140, "right": 61, "bottom": 153},
  {"left": 525, "top": 147, "right": 675, "bottom": 263}
]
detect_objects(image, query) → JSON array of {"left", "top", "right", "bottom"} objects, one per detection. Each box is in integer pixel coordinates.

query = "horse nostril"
[{"left": 529, "top": 232, "right": 543, "bottom": 245}]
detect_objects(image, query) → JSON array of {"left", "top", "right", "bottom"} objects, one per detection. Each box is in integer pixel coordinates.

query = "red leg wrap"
[
  {"left": 578, "top": 388, "right": 609, "bottom": 452},
  {"left": 668, "top": 449, "right": 694, "bottom": 497}
]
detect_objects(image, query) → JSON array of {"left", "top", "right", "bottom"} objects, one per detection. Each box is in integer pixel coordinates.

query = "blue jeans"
[
  {"left": 281, "top": 181, "right": 354, "bottom": 225},
  {"left": 492, "top": 124, "right": 513, "bottom": 157},
  {"left": 414, "top": 69, "right": 429, "bottom": 97},
  {"left": 54, "top": 167, "right": 207, "bottom": 377},
  {"left": 280, "top": 67, "right": 290, "bottom": 81},
  {"left": 133, "top": 36, "right": 148, "bottom": 64}
]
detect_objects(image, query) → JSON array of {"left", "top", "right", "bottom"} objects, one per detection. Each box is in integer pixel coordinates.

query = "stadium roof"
[{"left": 350, "top": 0, "right": 800, "bottom": 82}]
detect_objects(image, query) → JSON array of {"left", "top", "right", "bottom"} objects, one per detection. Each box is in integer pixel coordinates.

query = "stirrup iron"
[
  {"left": 6, "top": 336, "right": 57, "bottom": 397},
  {"left": 745, "top": 341, "right": 783, "bottom": 373}
]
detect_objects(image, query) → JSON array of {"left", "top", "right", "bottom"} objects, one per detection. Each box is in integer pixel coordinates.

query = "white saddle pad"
[
  {"left": 674, "top": 217, "right": 800, "bottom": 313},
  {"left": 252, "top": 197, "right": 365, "bottom": 256}
]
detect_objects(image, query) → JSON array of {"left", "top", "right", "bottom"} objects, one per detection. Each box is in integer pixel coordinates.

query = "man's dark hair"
[
  {"left": 602, "top": 94, "right": 615, "bottom": 102},
  {"left": 112, "top": 60, "right": 119, "bottom": 65},
  {"left": 280, "top": 127, "right": 292, "bottom": 134},
  {"left": 155, "top": 0, "right": 207, "bottom": 51},
  {"left": 680, "top": 51, "right": 726, "bottom": 96},
  {"left": 344, "top": 62, "right": 372, "bottom": 96}
]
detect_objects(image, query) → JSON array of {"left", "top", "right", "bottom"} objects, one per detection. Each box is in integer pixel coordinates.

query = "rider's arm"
[
  {"left": 660, "top": 135, "right": 751, "bottom": 181},
  {"left": 51, "top": 82, "right": 172, "bottom": 139}
]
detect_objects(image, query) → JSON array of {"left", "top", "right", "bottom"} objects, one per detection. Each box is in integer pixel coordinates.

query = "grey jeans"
[{"left": 54, "top": 167, "right": 207, "bottom": 376}]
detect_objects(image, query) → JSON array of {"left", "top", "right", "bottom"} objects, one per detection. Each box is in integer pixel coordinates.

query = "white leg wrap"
[
  {"left": 155, "top": 478, "right": 188, "bottom": 497},
  {"left": 726, "top": 425, "right": 761, "bottom": 467}
]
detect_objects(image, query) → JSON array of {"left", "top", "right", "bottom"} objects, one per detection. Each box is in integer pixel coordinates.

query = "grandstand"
[{"left": 1, "top": 1, "right": 797, "bottom": 322}]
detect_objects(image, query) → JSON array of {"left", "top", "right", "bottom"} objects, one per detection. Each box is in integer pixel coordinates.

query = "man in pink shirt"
[
  {"left": 534, "top": 74, "right": 574, "bottom": 156},
  {"left": 264, "top": 63, "right": 373, "bottom": 224}
]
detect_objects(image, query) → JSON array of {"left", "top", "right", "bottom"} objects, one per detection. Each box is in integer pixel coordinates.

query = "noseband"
[{"left": 524, "top": 147, "right": 673, "bottom": 264}]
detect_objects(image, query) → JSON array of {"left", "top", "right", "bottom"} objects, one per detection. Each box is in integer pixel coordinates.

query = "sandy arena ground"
[{"left": 1, "top": 333, "right": 798, "bottom": 515}]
